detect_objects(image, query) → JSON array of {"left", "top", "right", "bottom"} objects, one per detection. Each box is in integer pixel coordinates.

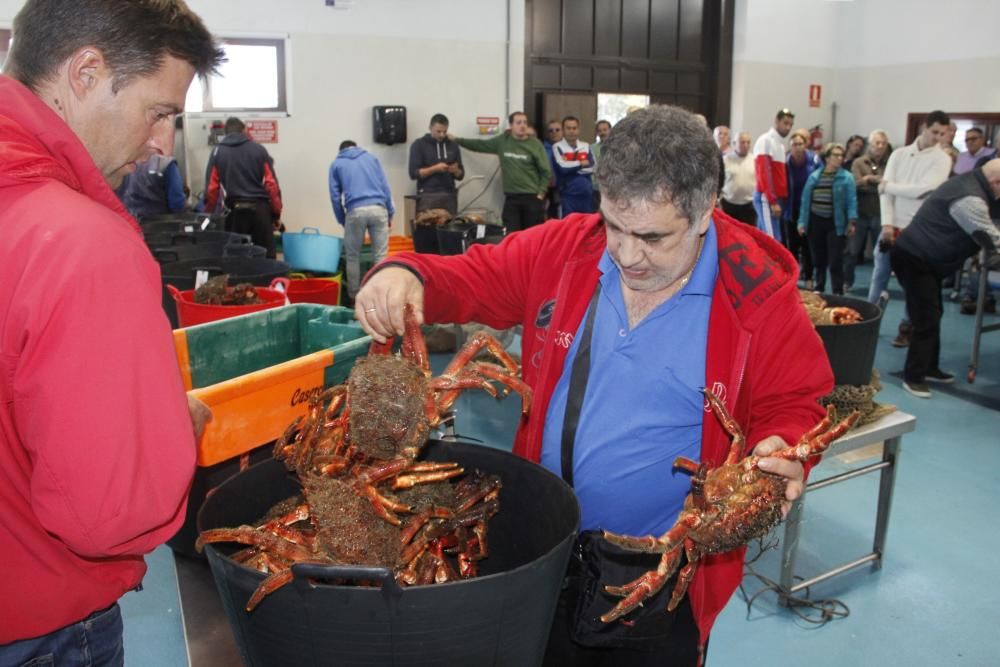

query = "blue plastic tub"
[{"left": 282, "top": 227, "right": 343, "bottom": 273}]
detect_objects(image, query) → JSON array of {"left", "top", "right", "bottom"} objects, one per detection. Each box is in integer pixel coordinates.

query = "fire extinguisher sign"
[{"left": 809, "top": 84, "right": 822, "bottom": 108}]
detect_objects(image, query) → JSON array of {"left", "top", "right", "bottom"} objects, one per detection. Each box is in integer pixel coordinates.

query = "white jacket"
[{"left": 880, "top": 141, "right": 951, "bottom": 230}]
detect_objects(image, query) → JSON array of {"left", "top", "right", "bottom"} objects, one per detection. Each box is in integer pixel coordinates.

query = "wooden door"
[{"left": 543, "top": 92, "right": 599, "bottom": 143}]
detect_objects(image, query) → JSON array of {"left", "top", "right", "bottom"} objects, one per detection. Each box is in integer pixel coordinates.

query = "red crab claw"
[{"left": 599, "top": 546, "right": 684, "bottom": 623}]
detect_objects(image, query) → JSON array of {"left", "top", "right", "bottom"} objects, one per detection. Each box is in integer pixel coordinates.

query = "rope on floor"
[{"left": 738, "top": 537, "right": 850, "bottom": 626}]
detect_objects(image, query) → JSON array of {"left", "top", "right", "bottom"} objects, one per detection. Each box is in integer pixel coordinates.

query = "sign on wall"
[
  {"left": 477, "top": 116, "right": 500, "bottom": 135},
  {"left": 246, "top": 120, "right": 279, "bottom": 143},
  {"left": 809, "top": 84, "right": 822, "bottom": 108}
]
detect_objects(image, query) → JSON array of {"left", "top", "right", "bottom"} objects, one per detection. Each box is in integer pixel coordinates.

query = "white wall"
[
  {"left": 0, "top": 0, "right": 525, "bottom": 237},
  {"left": 733, "top": 0, "right": 1000, "bottom": 148}
]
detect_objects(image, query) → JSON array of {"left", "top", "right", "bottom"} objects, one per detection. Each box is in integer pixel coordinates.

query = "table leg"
[
  {"left": 872, "top": 435, "right": 900, "bottom": 569},
  {"left": 778, "top": 494, "right": 805, "bottom": 605}
]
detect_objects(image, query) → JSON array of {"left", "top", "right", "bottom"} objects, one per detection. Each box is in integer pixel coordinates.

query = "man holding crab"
[{"left": 356, "top": 105, "right": 833, "bottom": 666}]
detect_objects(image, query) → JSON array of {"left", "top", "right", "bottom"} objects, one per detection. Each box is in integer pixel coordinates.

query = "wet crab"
[{"left": 599, "top": 389, "right": 859, "bottom": 623}]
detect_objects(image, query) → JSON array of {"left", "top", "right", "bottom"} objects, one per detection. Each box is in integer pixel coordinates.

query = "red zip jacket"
[
  {"left": 383, "top": 211, "right": 833, "bottom": 645},
  {"left": 0, "top": 76, "right": 196, "bottom": 642},
  {"left": 753, "top": 127, "right": 789, "bottom": 203}
]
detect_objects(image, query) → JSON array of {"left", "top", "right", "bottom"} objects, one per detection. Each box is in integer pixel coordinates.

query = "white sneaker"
[
  {"left": 903, "top": 381, "right": 931, "bottom": 398},
  {"left": 876, "top": 290, "right": 890, "bottom": 313}
]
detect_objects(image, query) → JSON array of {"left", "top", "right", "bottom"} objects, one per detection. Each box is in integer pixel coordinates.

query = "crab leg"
[
  {"left": 196, "top": 526, "right": 315, "bottom": 562},
  {"left": 399, "top": 303, "right": 431, "bottom": 373},
  {"left": 603, "top": 509, "right": 702, "bottom": 556},
  {"left": 666, "top": 539, "right": 700, "bottom": 612},
  {"left": 600, "top": 545, "right": 684, "bottom": 623},
  {"left": 750, "top": 409, "right": 859, "bottom": 465},
  {"left": 467, "top": 362, "right": 532, "bottom": 413},
  {"left": 400, "top": 507, "right": 453, "bottom": 546},
  {"left": 703, "top": 388, "right": 746, "bottom": 465},
  {"left": 393, "top": 466, "right": 465, "bottom": 489}
]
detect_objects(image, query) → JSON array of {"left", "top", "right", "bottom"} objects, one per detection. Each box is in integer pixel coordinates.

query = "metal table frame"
[{"left": 778, "top": 410, "right": 917, "bottom": 602}]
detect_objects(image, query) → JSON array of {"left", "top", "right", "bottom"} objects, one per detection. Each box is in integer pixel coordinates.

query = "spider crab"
[
  {"left": 196, "top": 304, "right": 529, "bottom": 609},
  {"left": 599, "top": 389, "right": 859, "bottom": 623},
  {"left": 272, "top": 303, "right": 530, "bottom": 524},
  {"left": 799, "top": 289, "right": 863, "bottom": 325}
]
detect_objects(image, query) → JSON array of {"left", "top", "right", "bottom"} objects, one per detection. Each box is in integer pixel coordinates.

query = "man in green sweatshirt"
[{"left": 454, "top": 111, "right": 552, "bottom": 232}]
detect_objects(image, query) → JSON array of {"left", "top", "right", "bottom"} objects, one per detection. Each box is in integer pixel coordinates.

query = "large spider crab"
[
  {"left": 196, "top": 304, "right": 531, "bottom": 609},
  {"left": 799, "top": 289, "right": 863, "bottom": 325},
  {"left": 599, "top": 389, "right": 859, "bottom": 623}
]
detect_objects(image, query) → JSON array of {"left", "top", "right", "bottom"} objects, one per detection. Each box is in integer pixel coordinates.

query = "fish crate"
[{"left": 174, "top": 304, "right": 371, "bottom": 467}]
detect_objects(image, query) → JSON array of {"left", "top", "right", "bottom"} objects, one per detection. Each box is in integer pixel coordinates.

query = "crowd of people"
[
  {"left": 2, "top": 0, "right": 997, "bottom": 664},
  {"left": 714, "top": 108, "right": 998, "bottom": 397}
]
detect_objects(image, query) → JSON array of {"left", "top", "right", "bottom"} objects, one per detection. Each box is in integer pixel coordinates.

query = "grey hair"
[
  {"left": 868, "top": 129, "right": 889, "bottom": 144},
  {"left": 596, "top": 105, "right": 719, "bottom": 223}
]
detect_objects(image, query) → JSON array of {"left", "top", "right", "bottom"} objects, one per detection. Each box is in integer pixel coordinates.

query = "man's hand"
[
  {"left": 580, "top": 155, "right": 590, "bottom": 167},
  {"left": 354, "top": 266, "right": 424, "bottom": 343},
  {"left": 752, "top": 436, "right": 805, "bottom": 518},
  {"left": 769, "top": 202, "right": 782, "bottom": 218},
  {"left": 447, "top": 163, "right": 461, "bottom": 175},
  {"left": 847, "top": 220, "right": 857, "bottom": 237},
  {"left": 187, "top": 394, "right": 213, "bottom": 441},
  {"left": 436, "top": 162, "right": 450, "bottom": 174}
]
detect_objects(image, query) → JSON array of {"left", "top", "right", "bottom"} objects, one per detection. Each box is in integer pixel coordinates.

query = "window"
[
  {"left": 185, "top": 36, "right": 288, "bottom": 115},
  {"left": 597, "top": 93, "right": 650, "bottom": 127}
]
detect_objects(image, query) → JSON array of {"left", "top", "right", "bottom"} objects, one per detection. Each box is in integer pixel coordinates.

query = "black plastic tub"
[
  {"left": 197, "top": 440, "right": 579, "bottom": 667},
  {"left": 814, "top": 294, "right": 884, "bottom": 386},
  {"left": 159, "top": 256, "right": 290, "bottom": 328},
  {"left": 144, "top": 229, "right": 249, "bottom": 250},
  {"left": 140, "top": 216, "right": 223, "bottom": 234},
  {"left": 412, "top": 224, "right": 440, "bottom": 254},
  {"left": 437, "top": 221, "right": 505, "bottom": 255},
  {"left": 151, "top": 242, "right": 265, "bottom": 265}
]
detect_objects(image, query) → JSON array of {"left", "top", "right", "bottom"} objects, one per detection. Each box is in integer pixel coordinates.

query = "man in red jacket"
[
  {"left": 356, "top": 105, "right": 833, "bottom": 665},
  {"left": 0, "top": 0, "right": 222, "bottom": 663}
]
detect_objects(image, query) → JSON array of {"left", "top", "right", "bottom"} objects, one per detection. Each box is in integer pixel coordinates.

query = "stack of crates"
[{"left": 169, "top": 303, "right": 371, "bottom": 555}]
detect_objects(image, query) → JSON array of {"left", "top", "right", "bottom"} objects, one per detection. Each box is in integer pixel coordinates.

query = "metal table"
[{"left": 778, "top": 410, "right": 917, "bottom": 601}]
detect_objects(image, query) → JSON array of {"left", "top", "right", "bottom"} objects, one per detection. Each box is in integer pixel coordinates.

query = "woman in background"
[
  {"left": 797, "top": 143, "right": 858, "bottom": 295},
  {"left": 784, "top": 131, "right": 822, "bottom": 288}
]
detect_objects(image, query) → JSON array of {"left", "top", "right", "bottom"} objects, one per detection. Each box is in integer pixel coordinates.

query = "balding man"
[
  {"left": 720, "top": 132, "right": 756, "bottom": 225},
  {"left": 713, "top": 125, "right": 731, "bottom": 156},
  {"left": 891, "top": 158, "right": 1000, "bottom": 398}
]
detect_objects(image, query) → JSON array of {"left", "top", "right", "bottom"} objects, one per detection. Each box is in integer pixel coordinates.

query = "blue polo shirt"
[{"left": 540, "top": 221, "right": 718, "bottom": 536}]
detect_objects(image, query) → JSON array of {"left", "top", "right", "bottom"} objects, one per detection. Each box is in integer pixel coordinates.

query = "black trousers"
[
  {"left": 784, "top": 216, "right": 813, "bottom": 284},
  {"left": 542, "top": 534, "right": 702, "bottom": 667},
  {"left": 720, "top": 199, "right": 756, "bottom": 226},
  {"left": 502, "top": 193, "right": 545, "bottom": 232},
  {"left": 226, "top": 199, "right": 276, "bottom": 258},
  {"left": 891, "top": 247, "right": 943, "bottom": 383},
  {"left": 807, "top": 214, "right": 846, "bottom": 294}
]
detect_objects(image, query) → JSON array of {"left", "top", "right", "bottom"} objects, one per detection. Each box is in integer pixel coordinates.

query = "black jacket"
[
  {"left": 896, "top": 168, "right": 1000, "bottom": 277},
  {"left": 210, "top": 133, "right": 277, "bottom": 202},
  {"left": 408, "top": 133, "right": 463, "bottom": 193}
]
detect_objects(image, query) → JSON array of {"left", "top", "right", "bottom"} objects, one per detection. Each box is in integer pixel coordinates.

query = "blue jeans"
[
  {"left": 845, "top": 214, "right": 880, "bottom": 287},
  {"left": 867, "top": 238, "right": 892, "bottom": 304},
  {"left": 344, "top": 204, "right": 389, "bottom": 298},
  {"left": 752, "top": 191, "right": 783, "bottom": 243},
  {"left": 0, "top": 604, "right": 124, "bottom": 667}
]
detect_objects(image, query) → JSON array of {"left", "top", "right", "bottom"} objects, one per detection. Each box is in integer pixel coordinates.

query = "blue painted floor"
[{"left": 120, "top": 263, "right": 1000, "bottom": 666}]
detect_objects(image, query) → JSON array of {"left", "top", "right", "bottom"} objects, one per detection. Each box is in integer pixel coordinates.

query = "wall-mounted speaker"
[{"left": 373, "top": 106, "right": 406, "bottom": 145}]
